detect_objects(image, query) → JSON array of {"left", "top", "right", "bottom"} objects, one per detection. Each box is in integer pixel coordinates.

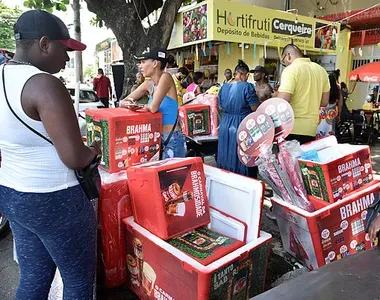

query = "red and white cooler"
[
  {"left": 299, "top": 143, "right": 373, "bottom": 203},
  {"left": 127, "top": 158, "right": 210, "bottom": 240},
  {"left": 193, "top": 94, "right": 219, "bottom": 136},
  {"left": 178, "top": 104, "right": 211, "bottom": 136},
  {"left": 123, "top": 217, "right": 271, "bottom": 300},
  {"left": 86, "top": 108, "right": 162, "bottom": 173},
  {"left": 272, "top": 181, "right": 380, "bottom": 270},
  {"left": 99, "top": 170, "right": 133, "bottom": 288}
]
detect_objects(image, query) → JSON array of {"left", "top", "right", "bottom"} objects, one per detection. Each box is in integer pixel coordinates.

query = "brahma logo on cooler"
[{"left": 339, "top": 193, "right": 375, "bottom": 220}]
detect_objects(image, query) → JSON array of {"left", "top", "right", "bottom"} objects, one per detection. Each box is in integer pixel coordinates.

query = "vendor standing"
[
  {"left": 217, "top": 60, "right": 259, "bottom": 177},
  {"left": 278, "top": 44, "right": 330, "bottom": 144},
  {"left": 120, "top": 48, "right": 186, "bottom": 159}
]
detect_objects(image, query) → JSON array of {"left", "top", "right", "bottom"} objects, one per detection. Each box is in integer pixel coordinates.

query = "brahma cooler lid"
[{"left": 204, "top": 165, "right": 264, "bottom": 242}]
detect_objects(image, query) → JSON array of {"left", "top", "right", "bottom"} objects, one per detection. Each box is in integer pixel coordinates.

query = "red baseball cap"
[{"left": 14, "top": 9, "right": 86, "bottom": 51}]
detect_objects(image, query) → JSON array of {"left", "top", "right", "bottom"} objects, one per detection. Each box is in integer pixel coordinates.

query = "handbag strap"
[
  {"left": 2, "top": 64, "right": 53, "bottom": 145},
  {"left": 162, "top": 114, "right": 178, "bottom": 147}
]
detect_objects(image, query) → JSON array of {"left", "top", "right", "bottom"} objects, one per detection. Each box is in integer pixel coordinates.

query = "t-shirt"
[
  {"left": 279, "top": 58, "right": 330, "bottom": 136},
  {"left": 93, "top": 75, "right": 111, "bottom": 98},
  {"left": 172, "top": 74, "right": 187, "bottom": 106}
]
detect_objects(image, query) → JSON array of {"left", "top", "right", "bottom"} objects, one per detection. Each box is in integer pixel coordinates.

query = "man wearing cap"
[
  {"left": 250, "top": 66, "right": 273, "bottom": 103},
  {"left": 0, "top": 10, "right": 100, "bottom": 299}
]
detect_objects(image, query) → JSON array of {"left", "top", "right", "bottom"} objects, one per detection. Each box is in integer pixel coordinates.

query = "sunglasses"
[{"left": 281, "top": 53, "right": 288, "bottom": 67}]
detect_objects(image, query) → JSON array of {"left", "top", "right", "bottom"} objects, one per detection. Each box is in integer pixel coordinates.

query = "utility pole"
[{"left": 73, "top": 0, "right": 83, "bottom": 83}]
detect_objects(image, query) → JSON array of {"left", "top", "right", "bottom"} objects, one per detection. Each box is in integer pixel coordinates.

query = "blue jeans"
[
  {"left": 0, "top": 184, "right": 96, "bottom": 300},
  {"left": 161, "top": 130, "right": 186, "bottom": 159}
]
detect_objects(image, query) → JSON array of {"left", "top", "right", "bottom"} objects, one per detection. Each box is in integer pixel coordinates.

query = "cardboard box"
[
  {"left": 272, "top": 181, "right": 380, "bottom": 270},
  {"left": 299, "top": 144, "right": 373, "bottom": 203},
  {"left": 179, "top": 104, "right": 211, "bottom": 136},
  {"left": 86, "top": 108, "right": 162, "bottom": 173},
  {"left": 193, "top": 94, "right": 219, "bottom": 136},
  {"left": 124, "top": 217, "right": 272, "bottom": 300},
  {"left": 127, "top": 158, "right": 210, "bottom": 240},
  {"left": 99, "top": 170, "right": 133, "bottom": 288},
  {"left": 167, "top": 226, "right": 245, "bottom": 266}
]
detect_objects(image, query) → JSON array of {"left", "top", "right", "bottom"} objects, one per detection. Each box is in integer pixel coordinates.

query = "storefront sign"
[
  {"left": 213, "top": 1, "right": 337, "bottom": 51},
  {"left": 96, "top": 38, "right": 111, "bottom": 52},
  {"left": 168, "top": 0, "right": 338, "bottom": 52}
]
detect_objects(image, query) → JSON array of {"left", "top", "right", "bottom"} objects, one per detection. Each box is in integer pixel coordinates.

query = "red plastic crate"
[
  {"left": 99, "top": 171, "right": 133, "bottom": 288},
  {"left": 272, "top": 181, "right": 380, "bottom": 270},
  {"left": 193, "top": 94, "right": 219, "bottom": 135},
  {"left": 127, "top": 157, "right": 210, "bottom": 240},
  {"left": 179, "top": 104, "right": 211, "bottom": 136},
  {"left": 123, "top": 217, "right": 272, "bottom": 300},
  {"left": 86, "top": 108, "right": 162, "bottom": 173},
  {"left": 299, "top": 145, "right": 373, "bottom": 203}
]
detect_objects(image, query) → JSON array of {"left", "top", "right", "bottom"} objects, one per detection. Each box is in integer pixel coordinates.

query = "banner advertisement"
[
  {"left": 212, "top": 0, "right": 338, "bottom": 52},
  {"left": 168, "top": 0, "right": 338, "bottom": 53}
]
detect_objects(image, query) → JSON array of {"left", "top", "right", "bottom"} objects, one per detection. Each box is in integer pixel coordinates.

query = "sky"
[{"left": 3, "top": 0, "right": 115, "bottom": 67}]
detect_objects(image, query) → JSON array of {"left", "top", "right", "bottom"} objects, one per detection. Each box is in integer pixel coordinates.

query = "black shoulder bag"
[{"left": 2, "top": 65, "right": 101, "bottom": 200}]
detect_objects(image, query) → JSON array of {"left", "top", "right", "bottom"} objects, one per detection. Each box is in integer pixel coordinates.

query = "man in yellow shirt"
[
  {"left": 278, "top": 44, "right": 330, "bottom": 144},
  {"left": 172, "top": 67, "right": 189, "bottom": 106}
]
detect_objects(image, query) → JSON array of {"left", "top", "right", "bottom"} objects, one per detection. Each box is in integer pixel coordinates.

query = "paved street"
[{"left": 1, "top": 147, "right": 380, "bottom": 299}]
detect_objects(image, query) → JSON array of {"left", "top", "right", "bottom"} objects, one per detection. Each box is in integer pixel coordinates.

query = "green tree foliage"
[
  {"left": 0, "top": 1, "right": 22, "bottom": 51},
  {"left": 83, "top": 64, "right": 96, "bottom": 80},
  {"left": 23, "top": 0, "right": 70, "bottom": 12}
]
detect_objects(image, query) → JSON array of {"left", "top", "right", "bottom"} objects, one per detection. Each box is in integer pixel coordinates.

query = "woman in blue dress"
[{"left": 217, "top": 60, "right": 259, "bottom": 177}]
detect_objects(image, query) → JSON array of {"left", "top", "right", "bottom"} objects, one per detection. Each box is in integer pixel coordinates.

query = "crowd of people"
[{"left": 1, "top": 8, "right": 376, "bottom": 299}]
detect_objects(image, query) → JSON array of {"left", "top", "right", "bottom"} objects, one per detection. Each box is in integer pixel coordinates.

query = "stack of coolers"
[
  {"left": 85, "top": 108, "right": 163, "bottom": 288},
  {"left": 125, "top": 157, "right": 272, "bottom": 299},
  {"left": 272, "top": 136, "right": 379, "bottom": 270}
]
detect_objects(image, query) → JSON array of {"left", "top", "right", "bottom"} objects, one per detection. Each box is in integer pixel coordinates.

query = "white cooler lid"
[{"left": 204, "top": 165, "right": 264, "bottom": 243}]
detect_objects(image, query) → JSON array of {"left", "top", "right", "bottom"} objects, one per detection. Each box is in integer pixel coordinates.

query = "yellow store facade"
[{"left": 168, "top": 0, "right": 345, "bottom": 83}]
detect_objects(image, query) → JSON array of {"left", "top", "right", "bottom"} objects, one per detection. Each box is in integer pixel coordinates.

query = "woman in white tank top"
[{"left": 0, "top": 10, "right": 101, "bottom": 299}]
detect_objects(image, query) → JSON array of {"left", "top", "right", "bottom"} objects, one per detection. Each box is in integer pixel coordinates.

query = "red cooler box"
[
  {"left": 272, "top": 181, "right": 380, "bottom": 270},
  {"left": 179, "top": 104, "right": 211, "bottom": 136},
  {"left": 86, "top": 108, "right": 162, "bottom": 173},
  {"left": 299, "top": 144, "right": 373, "bottom": 203},
  {"left": 127, "top": 158, "right": 210, "bottom": 240},
  {"left": 193, "top": 94, "right": 219, "bottom": 136},
  {"left": 99, "top": 170, "right": 133, "bottom": 288},
  {"left": 123, "top": 216, "right": 272, "bottom": 300}
]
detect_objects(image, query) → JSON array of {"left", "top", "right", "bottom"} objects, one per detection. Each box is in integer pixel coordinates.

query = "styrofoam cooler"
[
  {"left": 204, "top": 165, "right": 264, "bottom": 241},
  {"left": 272, "top": 181, "right": 380, "bottom": 270},
  {"left": 99, "top": 170, "right": 133, "bottom": 288},
  {"left": 127, "top": 158, "right": 211, "bottom": 240},
  {"left": 299, "top": 144, "right": 373, "bottom": 203},
  {"left": 193, "top": 94, "right": 219, "bottom": 136},
  {"left": 124, "top": 216, "right": 272, "bottom": 300},
  {"left": 86, "top": 108, "right": 162, "bottom": 173}
]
